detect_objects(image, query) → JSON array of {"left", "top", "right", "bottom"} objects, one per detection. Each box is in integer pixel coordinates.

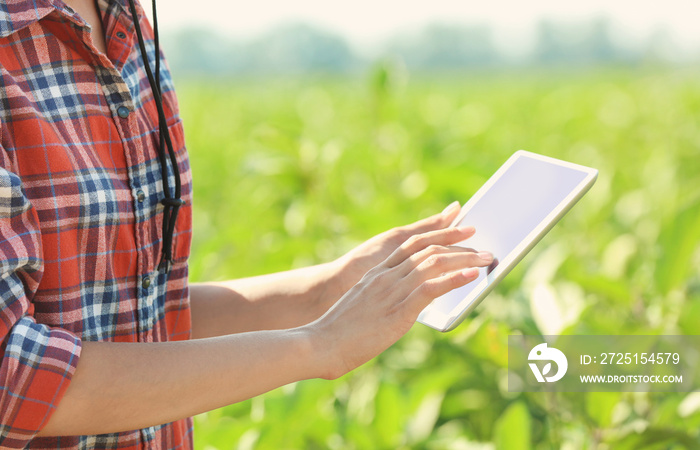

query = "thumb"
[
  {"left": 399, "top": 201, "right": 462, "bottom": 236},
  {"left": 440, "top": 201, "right": 461, "bottom": 220}
]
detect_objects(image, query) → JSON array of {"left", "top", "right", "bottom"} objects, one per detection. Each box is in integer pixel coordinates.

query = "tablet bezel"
[{"left": 417, "top": 150, "right": 598, "bottom": 332}]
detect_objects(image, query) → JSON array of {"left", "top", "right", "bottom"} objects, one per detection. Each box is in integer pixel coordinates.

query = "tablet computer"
[{"left": 417, "top": 150, "right": 598, "bottom": 332}]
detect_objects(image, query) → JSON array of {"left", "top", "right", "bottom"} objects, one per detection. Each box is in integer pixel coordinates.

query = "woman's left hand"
[
  {"left": 189, "top": 201, "right": 465, "bottom": 337},
  {"left": 322, "top": 201, "right": 463, "bottom": 307}
]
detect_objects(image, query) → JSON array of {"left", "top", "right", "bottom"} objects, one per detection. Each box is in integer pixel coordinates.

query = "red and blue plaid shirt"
[{"left": 0, "top": 0, "right": 193, "bottom": 448}]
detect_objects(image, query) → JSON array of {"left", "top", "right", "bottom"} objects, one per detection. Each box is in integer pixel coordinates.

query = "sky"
[{"left": 156, "top": 0, "right": 700, "bottom": 56}]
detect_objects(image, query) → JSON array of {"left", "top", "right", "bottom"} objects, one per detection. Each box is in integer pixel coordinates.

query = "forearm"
[
  {"left": 190, "top": 262, "right": 340, "bottom": 338},
  {"left": 38, "top": 328, "right": 317, "bottom": 437},
  {"left": 38, "top": 223, "right": 488, "bottom": 437}
]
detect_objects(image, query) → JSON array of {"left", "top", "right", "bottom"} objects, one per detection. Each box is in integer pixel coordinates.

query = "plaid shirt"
[{"left": 0, "top": 0, "right": 193, "bottom": 448}]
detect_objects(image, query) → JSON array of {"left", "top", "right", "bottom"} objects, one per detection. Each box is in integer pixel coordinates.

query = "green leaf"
[
  {"left": 612, "top": 428, "right": 700, "bottom": 450},
  {"left": 586, "top": 392, "right": 621, "bottom": 427},
  {"left": 374, "top": 381, "right": 406, "bottom": 448},
  {"left": 493, "top": 402, "right": 532, "bottom": 450},
  {"left": 406, "top": 392, "right": 445, "bottom": 444},
  {"left": 656, "top": 201, "right": 700, "bottom": 294}
]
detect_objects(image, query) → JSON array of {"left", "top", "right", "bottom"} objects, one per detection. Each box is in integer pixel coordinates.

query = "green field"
[{"left": 176, "top": 66, "right": 700, "bottom": 449}]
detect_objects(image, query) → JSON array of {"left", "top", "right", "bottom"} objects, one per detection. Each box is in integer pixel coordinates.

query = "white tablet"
[{"left": 417, "top": 150, "right": 598, "bottom": 332}]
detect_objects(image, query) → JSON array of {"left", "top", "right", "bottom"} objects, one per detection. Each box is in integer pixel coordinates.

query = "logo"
[{"left": 528, "top": 343, "right": 568, "bottom": 382}]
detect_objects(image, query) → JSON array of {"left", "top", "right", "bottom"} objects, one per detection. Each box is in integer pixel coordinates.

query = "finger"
[
  {"left": 398, "top": 201, "right": 462, "bottom": 236},
  {"left": 383, "top": 226, "right": 476, "bottom": 268},
  {"left": 403, "top": 268, "right": 481, "bottom": 318},
  {"left": 396, "top": 246, "right": 493, "bottom": 278}
]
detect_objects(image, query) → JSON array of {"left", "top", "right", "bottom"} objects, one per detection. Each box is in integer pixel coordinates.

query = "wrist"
[
  {"left": 297, "top": 322, "right": 341, "bottom": 380},
  {"left": 309, "top": 258, "right": 346, "bottom": 309},
  {"left": 323, "top": 255, "right": 354, "bottom": 299}
]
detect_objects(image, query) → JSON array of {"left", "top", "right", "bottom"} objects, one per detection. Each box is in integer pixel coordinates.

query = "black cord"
[{"left": 126, "top": 0, "right": 184, "bottom": 273}]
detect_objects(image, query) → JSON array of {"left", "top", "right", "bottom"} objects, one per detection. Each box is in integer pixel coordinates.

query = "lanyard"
[{"left": 126, "top": 0, "right": 184, "bottom": 273}]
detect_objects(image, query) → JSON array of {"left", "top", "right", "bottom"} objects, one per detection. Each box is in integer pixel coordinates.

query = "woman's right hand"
[
  {"left": 304, "top": 226, "right": 493, "bottom": 380},
  {"left": 38, "top": 225, "right": 491, "bottom": 437}
]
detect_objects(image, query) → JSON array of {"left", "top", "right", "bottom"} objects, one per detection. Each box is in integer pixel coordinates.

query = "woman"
[{"left": 0, "top": 0, "right": 493, "bottom": 447}]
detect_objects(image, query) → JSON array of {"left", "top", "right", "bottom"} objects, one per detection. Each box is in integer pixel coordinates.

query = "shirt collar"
[
  {"left": 0, "top": 0, "right": 57, "bottom": 38},
  {"left": 0, "top": 0, "right": 132, "bottom": 39}
]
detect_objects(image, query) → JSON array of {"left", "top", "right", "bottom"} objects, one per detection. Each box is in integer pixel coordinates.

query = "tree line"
[{"left": 163, "top": 17, "right": 690, "bottom": 77}]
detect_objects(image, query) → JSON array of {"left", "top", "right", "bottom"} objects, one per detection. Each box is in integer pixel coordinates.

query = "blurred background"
[{"left": 156, "top": 0, "right": 700, "bottom": 448}]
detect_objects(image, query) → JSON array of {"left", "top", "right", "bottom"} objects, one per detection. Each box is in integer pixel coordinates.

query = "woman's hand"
[
  {"left": 305, "top": 225, "right": 493, "bottom": 380},
  {"left": 41, "top": 225, "right": 490, "bottom": 436},
  {"left": 189, "top": 202, "right": 468, "bottom": 337},
  {"left": 322, "top": 201, "right": 463, "bottom": 308}
]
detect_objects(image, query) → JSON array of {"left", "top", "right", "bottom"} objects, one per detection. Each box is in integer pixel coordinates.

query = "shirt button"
[
  {"left": 136, "top": 189, "right": 146, "bottom": 202},
  {"left": 117, "top": 106, "right": 130, "bottom": 118},
  {"left": 142, "top": 276, "right": 151, "bottom": 289},
  {"left": 116, "top": 31, "right": 127, "bottom": 39}
]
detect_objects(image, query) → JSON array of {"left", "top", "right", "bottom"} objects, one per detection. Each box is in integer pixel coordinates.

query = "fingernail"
[
  {"left": 441, "top": 201, "right": 460, "bottom": 216},
  {"left": 478, "top": 251, "right": 493, "bottom": 262},
  {"left": 457, "top": 226, "right": 475, "bottom": 234}
]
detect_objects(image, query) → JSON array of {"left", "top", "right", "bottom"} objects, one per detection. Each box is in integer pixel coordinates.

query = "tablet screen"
[{"left": 419, "top": 151, "right": 596, "bottom": 330}]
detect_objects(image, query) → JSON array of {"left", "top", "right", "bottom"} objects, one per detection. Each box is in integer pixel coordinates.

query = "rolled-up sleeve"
[{"left": 0, "top": 165, "right": 82, "bottom": 447}]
